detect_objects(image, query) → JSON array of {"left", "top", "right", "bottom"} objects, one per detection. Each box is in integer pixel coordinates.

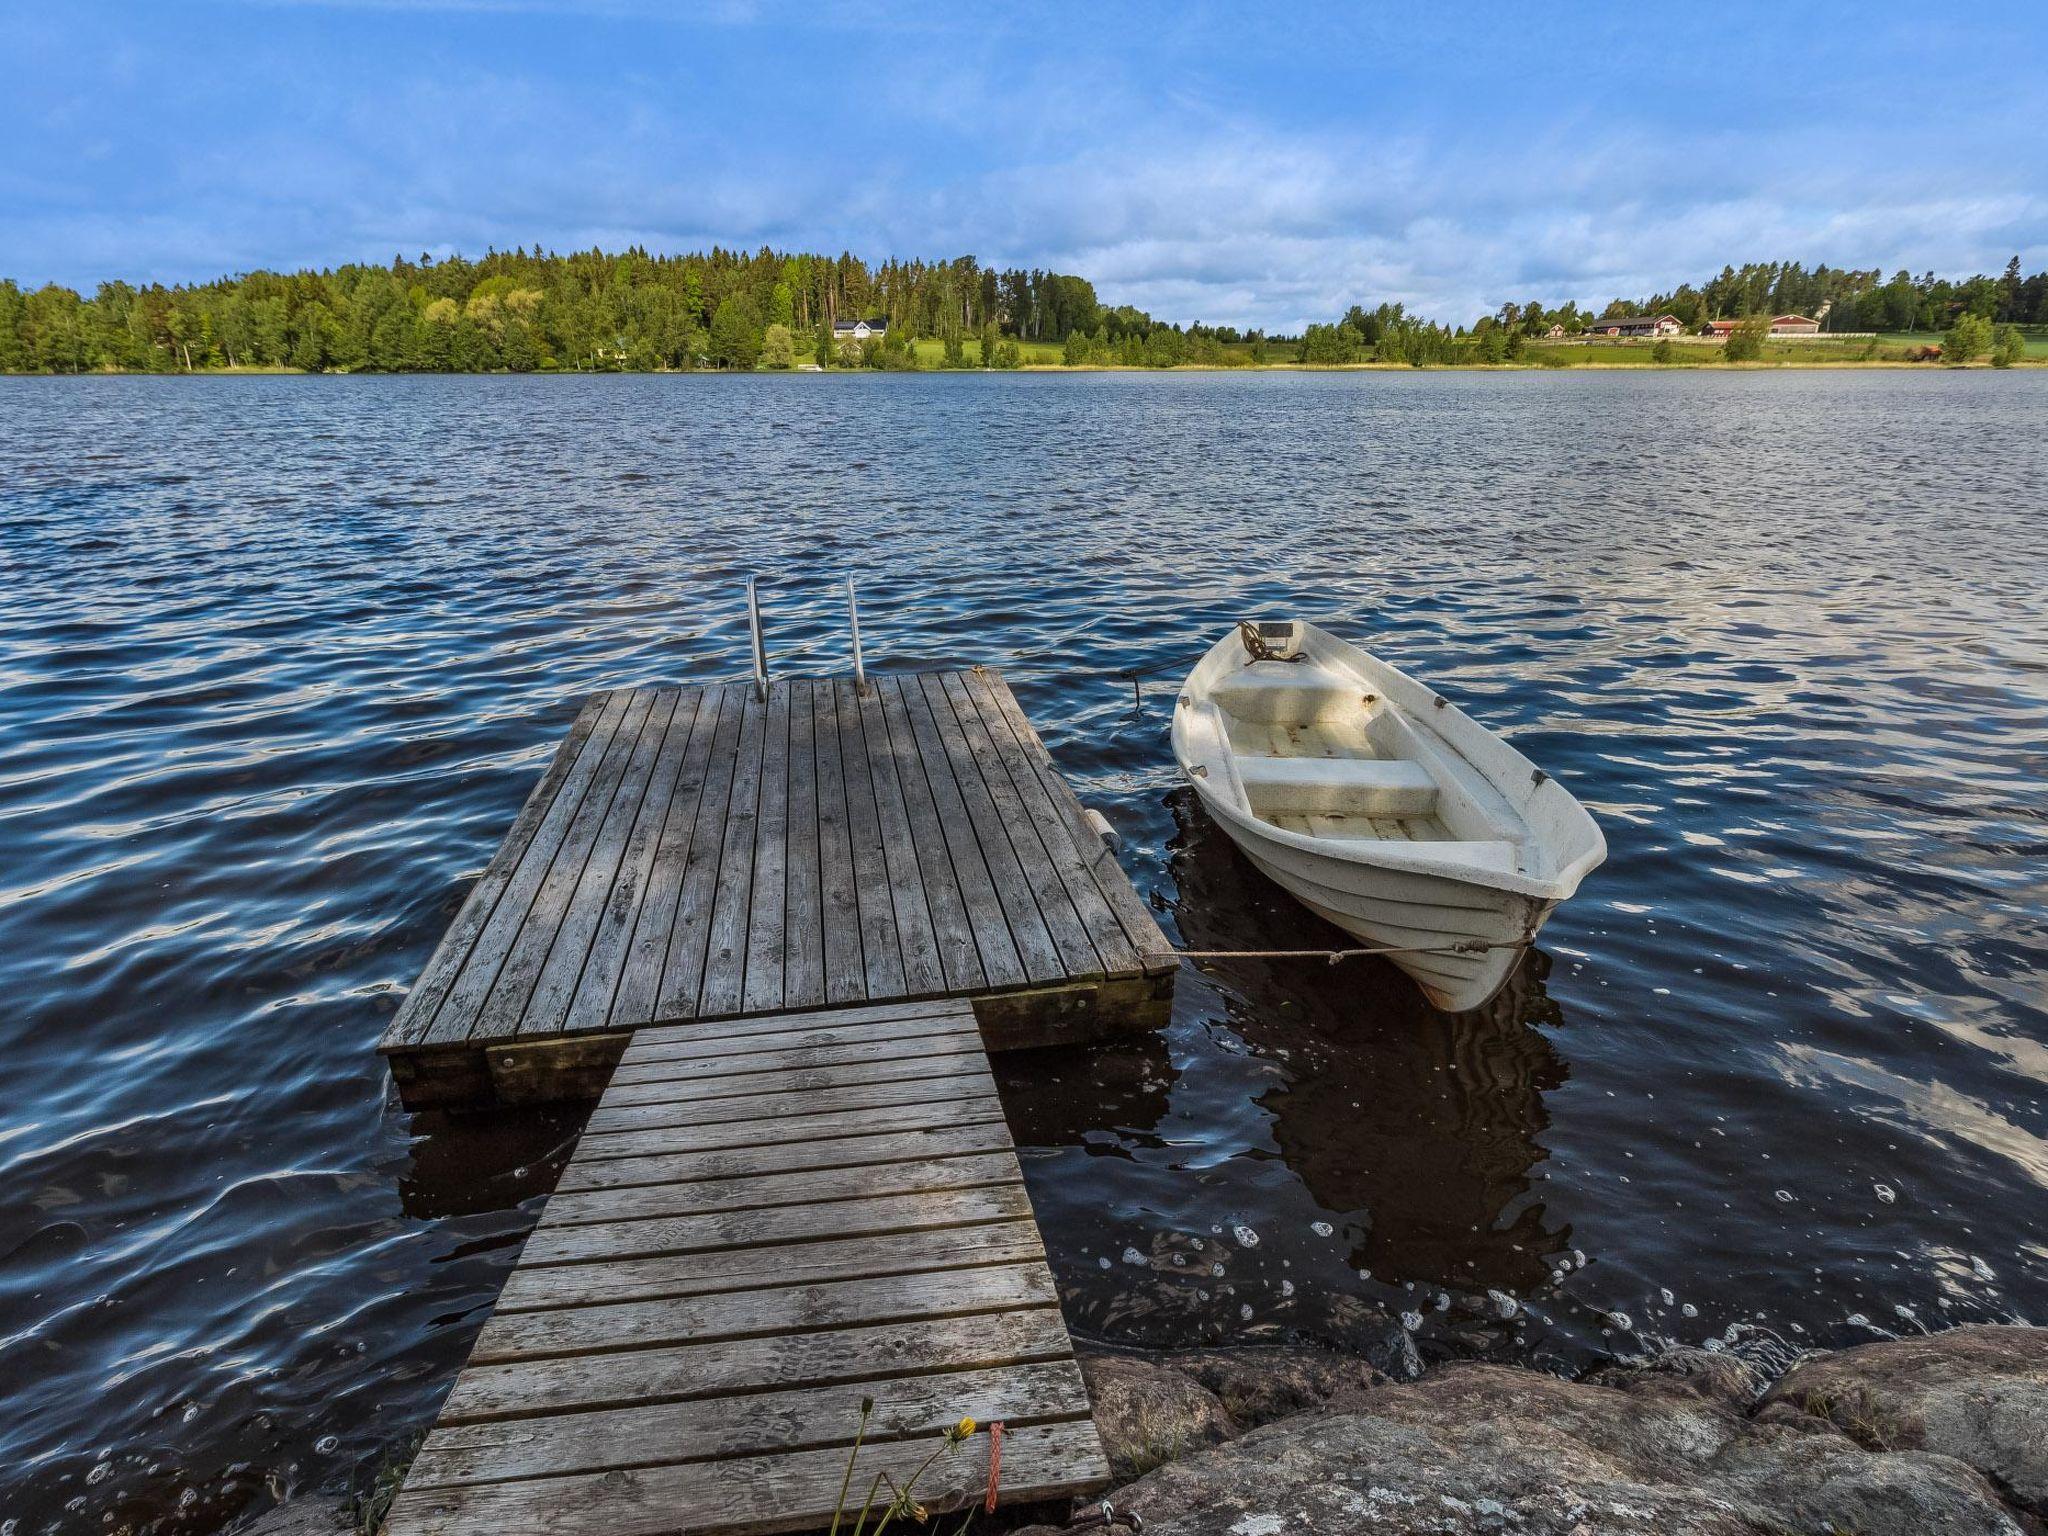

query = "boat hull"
[{"left": 1194, "top": 781, "right": 1551, "bottom": 1010}]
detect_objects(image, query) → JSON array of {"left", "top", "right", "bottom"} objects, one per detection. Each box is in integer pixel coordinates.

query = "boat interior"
[{"left": 1208, "top": 652, "right": 1539, "bottom": 877}]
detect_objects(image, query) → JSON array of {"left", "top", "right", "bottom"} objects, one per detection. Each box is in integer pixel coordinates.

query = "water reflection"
[{"left": 1168, "top": 787, "right": 1574, "bottom": 1298}]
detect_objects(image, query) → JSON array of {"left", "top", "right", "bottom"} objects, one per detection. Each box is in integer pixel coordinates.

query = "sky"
[{"left": 3, "top": 0, "right": 2046, "bottom": 330}]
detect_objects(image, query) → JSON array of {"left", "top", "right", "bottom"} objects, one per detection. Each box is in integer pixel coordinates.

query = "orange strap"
[{"left": 984, "top": 1421, "right": 1005, "bottom": 1513}]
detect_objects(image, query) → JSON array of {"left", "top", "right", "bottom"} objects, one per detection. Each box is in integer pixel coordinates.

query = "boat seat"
[
  {"left": 1236, "top": 755, "right": 1439, "bottom": 817},
  {"left": 1212, "top": 663, "right": 1359, "bottom": 724}
]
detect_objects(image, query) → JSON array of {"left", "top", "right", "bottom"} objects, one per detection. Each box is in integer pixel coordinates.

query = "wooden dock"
[
  {"left": 383, "top": 998, "right": 1110, "bottom": 1536},
  {"left": 380, "top": 668, "right": 1175, "bottom": 1110}
]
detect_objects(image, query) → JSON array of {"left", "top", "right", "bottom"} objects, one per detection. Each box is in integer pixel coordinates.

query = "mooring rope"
[{"left": 1146, "top": 937, "right": 1523, "bottom": 965}]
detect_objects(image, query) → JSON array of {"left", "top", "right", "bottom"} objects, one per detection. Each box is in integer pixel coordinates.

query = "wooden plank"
[
  {"left": 382, "top": 691, "right": 614, "bottom": 1050},
  {"left": 412, "top": 691, "right": 635, "bottom": 1049},
  {"left": 740, "top": 683, "right": 793, "bottom": 1014},
  {"left": 581, "top": 1062, "right": 997, "bottom": 1137},
  {"left": 437, "top": 1305, "right": 1075, "bottom": 1423},
  {"left": 976, "top": 668, "right": 1174, "bottom": 968},
  {"left": 879, "top": 675, "right": 1024, "bottom": 988},
  {"left": 957, "top": 668, "right": 1144, "bottom": 977},
  {"left": 599, "top": 1046, "right": 994, "bottom": 1108},
  {"left": 405, "top": 1360, "right": 1091, "bottom": 1491},
  {"left": 697, "top": 686, "right": 771, "bottom": 1017},
  {"left": 464, "top": 688, "right": 661, "bottom": 1043},
  {"left": 385, "top": 1418, "right": 1108, "bottom": 1536},
  {"left": 779, "top": 679, "right": 826, "bottom": 1010},
  {"left": 608, "top": 685, "right": 728, "bottom": 1029},
  {"left": 556, "top": 1122, "right": 1017, "bottom": 1195},
  {"left": 812, "top": 680, "right": 866, "bottom": 1005},
  {"left": 539, "top": 1151, "right": 1024, "bottom": 1228},
  {"left": 852, "top": 678, "right": 947, "bottom": 993},
  {"left": 520, "top": 690, "right": 684, "bottom": 1038},
  {"left": 626, "top": 997, "right": 970, "bottom": 1058},
  {"left": 655, "top": 684, "right": 749, "bottom": 1020},
  {"left": 934, "top": 670, "right": 1105, "bottom": 977},
  {"left": 497, "top": 1219, "right": 1048, "bottom": 1312},
  {"left": 608, "top": 1026, "right": 983, "bottom": 1089},
  {"left": 518, "top": 1183, "right": 1037, "bottom": 1269},
  {"left": 870, "top": 674, "right": 988, "bottom": 992},
  {"left": 572, "top": 1094, "right": 1009, "bottom": 1164},
  {"left": 561, "top": 689, "right": 704, "bottom": 1035},
  {"left": 835, "top": 677, "right": 907, "bottom": 998},
  {"left": 471, "top": 1261, "right": 1055, "bottom": 1364}
]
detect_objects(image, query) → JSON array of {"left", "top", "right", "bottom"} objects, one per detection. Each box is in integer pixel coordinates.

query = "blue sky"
[{"left": 4, "top": 0, "right": 2045, "bottom": 329}]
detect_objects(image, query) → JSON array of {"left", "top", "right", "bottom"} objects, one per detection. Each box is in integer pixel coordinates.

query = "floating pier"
[
  {"left": 384, "top": 998, "right": 1109, "bottom": 1536},
  {"left": 379, "top": 668, "right": 1175, "bottom": 1110},
  {"left": 380, "top": 663, "right": 1173, "bottom": 1532}
]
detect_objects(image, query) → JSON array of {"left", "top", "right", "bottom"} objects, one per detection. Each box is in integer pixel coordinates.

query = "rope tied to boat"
[{"left": 1146, "top": 937, "right": 1523, "bottom": 965}]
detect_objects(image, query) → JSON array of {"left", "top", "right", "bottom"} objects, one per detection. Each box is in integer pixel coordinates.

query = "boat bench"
[
  {"left": 1235, "top": 755, "right": 1439, "bottom": 817},
  {"left": 1211, "top": 664, "right": 1360, "bottom": 723}
]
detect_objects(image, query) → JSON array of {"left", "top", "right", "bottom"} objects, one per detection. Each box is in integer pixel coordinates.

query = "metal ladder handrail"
[{"left": 743, "top": 575, "right": 869, "bottom": 698}]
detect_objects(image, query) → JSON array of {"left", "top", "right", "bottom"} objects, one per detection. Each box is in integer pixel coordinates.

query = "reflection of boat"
[
  {"left": 1167, "top": 788, "right": 1572, "bottom": 1296},
  {"left": 1171, "top": 620, "right": 1606, "bottom": 1011}
]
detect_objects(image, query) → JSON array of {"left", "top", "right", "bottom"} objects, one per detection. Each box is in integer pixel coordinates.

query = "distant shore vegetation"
[{"left": 2, "top": 250, "right": 2043, "bottom": 375}]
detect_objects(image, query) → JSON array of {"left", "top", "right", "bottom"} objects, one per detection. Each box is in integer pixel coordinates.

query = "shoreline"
[{"left": 5, "top": 357, "right": 2041, "bottom": 378}]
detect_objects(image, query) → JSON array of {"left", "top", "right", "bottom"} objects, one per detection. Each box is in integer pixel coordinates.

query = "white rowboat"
[{"left": 1170, "top": 620, "right": 1605, "bottom": 1011}]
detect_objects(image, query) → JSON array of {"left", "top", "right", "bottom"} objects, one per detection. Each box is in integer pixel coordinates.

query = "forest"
[{"left": 1, "top": 248, "right": 2042, "bottom": 372}]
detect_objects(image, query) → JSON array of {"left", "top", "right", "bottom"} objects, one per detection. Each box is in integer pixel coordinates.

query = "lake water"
[{"left": 2, "top": 369, "right": 2044, "bottom": 1533}]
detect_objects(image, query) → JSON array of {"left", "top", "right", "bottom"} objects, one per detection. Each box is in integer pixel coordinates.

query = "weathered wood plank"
[
  {"left": 496, "top": 1218, "right": 1048, "bottom": 1312},
  {"left": 466, "top": 688, "right": 661, "bottom": 1042},
  {"left": 413, "top": 691, "right": 636, "bottom": 1049},
  {"left": 581, "top": 1062, "right": 997, "bottom": 1136},
  {"left": 521, "top": 689, "right": 684, "bottom": 1038},
  {"left": 740, "top": 682, "right": 793, "bottom": 1014},
  {"left": 386, "top": 1417, "right": 1108, "bottom": 1536},
  {"left": 778, "top": 679, "right": 826, "bottom": 1010},
  {"left": 405, "top": 1360, "right": 1090, "bottom": 1491},
  {"left": 957, "top": 668, "right": 1144, "bottom": 977},
  {"left": 655, "top": 684, "right": 749, "bottom": 1020},
  {"left": 608, "top": 684, "right": 727, "bottom": 1029},
  {"left": 879, "top": 675, "right": 1024, "bottom": 988},
  {"left": 697, "top": 686, "right": 770, "bottom": 1016},
  {"left": 934, "top": 669, "right": 1107, "bottom": 977},
  {"left": 382, "top": 691, "right": 614, "bottom": 1050},
  {"left": 471, "top": 1261, "right": 1055, "bottom": 1364},
  {"left": 518, "top": 1182, "right": 1037, "bottom": 1269},
  {"left": 812, "top": 680, "right": 866, "bottom": 1005},
  {"left": 608, "top": 1026, "right": 983, "bottom": 1090},
  {"left": 437, "top": 1305, "right": 1074, "bottom": 1423},
  {"left": 626, "top": 997, "right": 970, "bottom": 1058},
  {"left": 912, "top": 673, "right": 1066, "bottom": 984},
  {"left": 539, "top": 1150, "right": 1024, "bottom": 1229},
  {"left": 976, "top": 668, "right": 1175, "bottom": 969},
  {"left": 555, "top": 1121, "right": 1017, "bottom": 1195},
  {"left": 561, "top": 689, "right": 704, "bottom": 1036},
  {"left": 835, "top": 677, "right": 907, "bottom": 998},
  {"left": 598, "top": 1045, "right": 994, "bottom": 1108},
  {"left": 571, "top": 1093, "right": 1009, "bottom": 1164},
  {"left": 852, "top": 677, "right": 947, "bottom": 993}
]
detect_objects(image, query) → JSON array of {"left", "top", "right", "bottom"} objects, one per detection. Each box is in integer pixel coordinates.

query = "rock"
[
  {"left": 1165, "top": 1345, "right": 1388, "bottom": 1429},
  {"left": 1078, "top": 1353, "right": 1237, "bottom": 1480},
  {"left": 1102, "top": 1362, "right": 2021, "bottom": 1536},
  {"left": 1588, "top": 1345, "right": 1762, "bottom": 1412},
  {"left": 1761, "top": 1323, "right": 2048, "bottom": 1513},
  {"left": 231, "top": 1500, "right": 351, "bottom": 1536}
]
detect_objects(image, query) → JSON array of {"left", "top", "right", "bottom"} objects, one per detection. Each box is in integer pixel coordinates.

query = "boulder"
[
  {"left": 1098, "top": 1362, "right": 2021, "bottom": 1536},
  {"left": 1078, "top": 1354, "right": 1238, "bottom": 1480},
  {"left": 1761, "top": 1324, "right": 2048, "bottom": 1513}
]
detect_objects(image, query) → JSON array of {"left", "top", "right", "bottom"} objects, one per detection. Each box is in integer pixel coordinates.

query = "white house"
[{"left": 832, "top": 318, "right": 887, "bottom": 341}]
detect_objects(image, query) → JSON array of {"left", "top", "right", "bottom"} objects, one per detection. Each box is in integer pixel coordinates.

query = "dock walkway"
[
  {"left": 381, "top": 669, "right": 1175, "bottom": 1110},
  {"left": 384, "top": 998, "right": 1110, "bottom": 1536}
]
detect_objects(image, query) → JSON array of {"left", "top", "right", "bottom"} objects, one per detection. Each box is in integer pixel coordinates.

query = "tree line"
[
  {"left": 0, "top": 245, "right": 1169, "bottom": 373},
  {"left": 3, "top": 247, "right": 2042, "bottom": 373}
]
